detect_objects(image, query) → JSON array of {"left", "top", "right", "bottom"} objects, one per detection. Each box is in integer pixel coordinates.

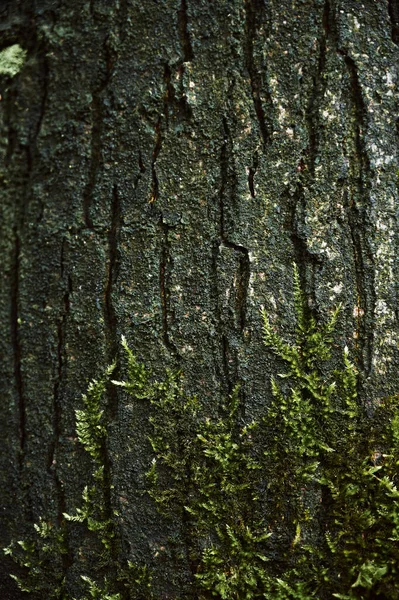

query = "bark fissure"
[
  {"left": 48, "top": 245, "right": 69, "bottom": 460},
  {"left": 51, "top": 278, "right": 71, "bottom": 480},
  {"left": 347, "top": 218, "right": 373, "bottom": 375},
  {"left": 104, "top": 184, "right": 121, "bottom": 422},
  {"left": 104, "top": 185, "right": 120, "bottom": 358},
  {"left": 133, "top": 151, "right": 146, "bottom": 193},
  {"left": 47, "top": 239, "right": 72, "bottom": 575},
  {"left": 323, "top": 0, "right": 339, "bottom": 49},
  {"left": 178, "top": 0, "right": 194, "bottom": 62},
  {"left": 305, "top": 0, "right": 330, "bottom": 175},
  {"left": 324, "top": 1, "right": 376, "bottom": 379},
  {"left": 290, "top": 209, "right": 322, "bottom": 271},
  {"left": 2, "top": 4, "right": 398, "bottom": 596},
  {"left": 343, "top": 54, "right": 375, "bottom": 379},
  {"left": 150, "top": 64, "right": 178, "bottom": 203},
  {"left": 83, "top": 34, "right": 116, "bottom": 228},
  {"left": 89, "top": 0, "right": 95, "bottom": 19},
  {"left": 247, "top": 167, "right": 255, "bottom": 198},
  {"left": 244, "top": 0, "right": 272, "bottom": 148},
  {"left": 388, "top": 0, "right": 399, "bottom": 44},
  {"left": 101, "top": 184, "right": 124, "bottom": 582},
  {"left": 31, "top": 45, "right": 49, "bottom": 218},
  {"left": 48, "top": 241, "right": 70, "bottom": 482},
  {"left": 247, "top": 152, "right": 258, "bottom": 198},
  {"left": 221, "top": 334, "right": 232, "bottom": 395},
  {"left": 170, "top": 63, "right": 193, "bottom": 124},
  {"left": 6, "top": 25, "right": 51, "bottom": 477},
  {"left": 210, "top": 239, "right": 229, "bottom": 397},
  {"left": 236, "top": 252, "right": 250, "bottom": 334},
  {"left": 218, "top": 120, "right": 240, "bottom": 250},
  {"left": 288, "top": 182, "right": 323, "bottom": 313},
  {"left": 219, "top": 119, "right": 250, "bottom": 394},
  {"left": 150, "top": 58, "right": 193, "bottom": 204},
  {"left": 10, "top": 230, "right": 25, "bottom": 468}
]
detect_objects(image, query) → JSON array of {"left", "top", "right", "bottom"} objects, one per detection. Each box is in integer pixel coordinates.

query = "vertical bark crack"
[
  {"left": 83, "top": 34, "right": 116, "bottom": 227},
  {"left": 305, "top": 0, "right": 330, "bottom": 175},
  {"left": 218, "top": 118, "right": 251, "bottom": 401},
  {"left": 150, "top": 58, "right": 192, "bottom": 206},
  {"left": 149, "top": 52, "right": 194, "bottom": 205},
  {"left": 150, "top": 63, "right": 185, "bottom": 203},
  {"left": 342, "top": 54, "right": 375, "bottom": 380},
  {"left": 133, "top": 151, "right": 146, "bottom": 192},
  {"left": 150, "top": 64, "right": 172, "bottom": 203},
  {"left": 388, "top": 0, "right": 399, "bottom": 44},
  {"left": 35, "top": 48, "right": 49, "bottom": 221},
  {"left": 101, "top": 185, "right": 124, "bottom": 586},
  {"left": 104, "top": 185, "right": 120, "bottom": 354},
  {"left": 117, "top": 0, "right": 130, "bottom": 44},
  {"left": 104, "top": 184, "right": 121, "bottom": 417},
  {"left": 247, "top": 167, "right": 255, "bottom": 198},
  {"left": 210, "top": 239, "right": 228, "bottom": 397},
  {"left": 11, "top": 230, "right": 25, "bottom": 469},
  {"left": 247, "top": 152, "right": 258, "bottom": 198},
  {"left": 287, "top": 180, "right": 323, "bottom": 310},
  {"left": 89, "top": 0, "right": 95, "bottom": 19},
  {"left": 48, "top": 240, "right": 70, "bottom": 486},
  {"left": 48, "top": 238, "right": 73, "bottom": 573},
  {"left": 178, "top": 0, "right": 194, "bottom": 62},
  {"left": 6, "top": 23, "right": 51, "bottom": 477},
  {"left": 244, "top": 0, "right": 272, "bottom": 148},
  {"left": 236, "top": 252, "right": 250, "bottom": 333},
  {"left": 219, "top": 119, "right": 250, "bottom": 326},
  {"left": 313, "top": 2, "right": 376, "bottom": 382}
]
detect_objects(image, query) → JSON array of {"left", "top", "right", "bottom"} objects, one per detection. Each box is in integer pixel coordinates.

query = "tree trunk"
[{"left": 1, "top": 0, "right": 398, "bottom": 598}]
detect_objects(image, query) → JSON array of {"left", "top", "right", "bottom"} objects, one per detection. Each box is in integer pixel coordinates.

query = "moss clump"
[
  {"left": 64, "top": 362, "right": 117, "bottom": 555},
  {"left": 259, "top": 266, "right": 399, "bottom": 598},
  {"left": 5, "top": 265, "right": 399, "bottom": 599},
  {"left": 138, "top": 264, "right": 399, "bottom": 598},
  {"left": 4, "top": 362, "right": 151, "bottom": 600},
  {"left": 3, "top": 518, "right": 67, "bottom": 598}
]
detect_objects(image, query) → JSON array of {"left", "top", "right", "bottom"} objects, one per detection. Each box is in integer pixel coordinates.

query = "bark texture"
[{"left": 0, "top": 0, "right": 398, "bottom": 597}]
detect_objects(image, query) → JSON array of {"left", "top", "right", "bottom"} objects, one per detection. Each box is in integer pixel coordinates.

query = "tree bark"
[{"left": 0, "top": 0, "right": 398, "bottom": 597}]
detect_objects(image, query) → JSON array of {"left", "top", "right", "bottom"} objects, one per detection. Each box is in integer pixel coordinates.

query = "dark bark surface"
[{"left": 0, "top": 0, "right": 398, "bottom": 597}]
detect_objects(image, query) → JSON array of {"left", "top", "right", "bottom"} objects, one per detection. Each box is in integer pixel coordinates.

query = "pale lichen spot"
[
  {"left": 0, "top": 44, "right": 27, "bottom": 77},
  {"left": 277, "top": 104, "right": 287, "bottom": 124},
  {"left": 332, "top": 284, "right": 343, "bottom": 295}
]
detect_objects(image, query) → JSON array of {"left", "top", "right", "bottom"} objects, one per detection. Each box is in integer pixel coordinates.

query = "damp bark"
[{"left": 0, "top": 0, "right": 398, "bottom": 598}]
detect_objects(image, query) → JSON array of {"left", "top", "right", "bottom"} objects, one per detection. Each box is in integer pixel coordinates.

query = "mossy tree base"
[
  {"left": 1, "top": 1, "right": 398, "bottom": 598},
  {"left": 6, "top": 267, "right": 399, "bottom": 599}
]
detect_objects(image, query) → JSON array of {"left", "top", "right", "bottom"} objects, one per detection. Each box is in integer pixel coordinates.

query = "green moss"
[
  {"left": 4, "top": 362, "right": 152, "bottom": 600},
  {"left": 259, "top": 266, "right": 399, "bottom": 598},
  {"left": 64, "top": 362, "right": 116, "bottom": 555},
  {"left": 3, "top": 518, "right": 67, "bottom": 598},
  {"left": 5, "top": 264, "right": 399, "bottom": 599}
]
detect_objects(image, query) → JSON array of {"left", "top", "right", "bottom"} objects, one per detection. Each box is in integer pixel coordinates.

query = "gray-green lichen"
[{"left": 0, "top": 44, "right": 27, "bottom": 77}]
